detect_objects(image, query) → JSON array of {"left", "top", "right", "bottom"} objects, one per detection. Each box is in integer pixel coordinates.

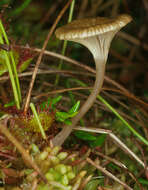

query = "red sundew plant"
[
  {"left": 21, "top": 110, "right": 55, "bottom": 133},
  {"left": 13, "top": 46, "right": 36, "bottom": 73},
  {"left": 9, "top": 101, "right": 55, "bottom": 134}
]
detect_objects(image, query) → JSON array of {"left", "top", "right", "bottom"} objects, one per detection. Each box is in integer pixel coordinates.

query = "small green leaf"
[
  {"left": 18, "top": 57, "right": 32, "bottom": 73},
  {"left": 68, "top": 101, "right": 80, "bottom": 115},
  {"left": 4, "top": 101, "right": 15, "bottom": 108},
  {"left": 31, "top": 143, "right": 40, "bottom": 154},
  {"left": 56, "top": 112, "right": 70, "bottom": 121},
  {"left": 47, "top": 98, "right": 51, "bottom": 107},
  {"left": 138, "top": 178, "right": 148, "bottom": 185},
  {"left": 107, "top": 163, "right": 121, "bottom": 172},
  {"left": 40, "top": 98, "right": 51, "bottom": 111},
  {"left": 51, "top": 96, "right": 62, "bottom": 109},
  {"left": 67, "top": 111, "right": 78, "bottom": 118},
  {"left": 74, "top": 131, "right": 97, "bottom": 141},
  {"left": 40, "top": 102, "right": 47, "bottom": 111},
  {"left": 89, "top": 134, "right": 106, "bottom": 147},
  {"left": 63, "top": 119, "right": 72, "bottom": 125}
]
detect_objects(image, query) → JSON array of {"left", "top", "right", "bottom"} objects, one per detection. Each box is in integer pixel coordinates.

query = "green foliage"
[
  {"left": 9, "top": 0, "right": 32, "bottom": 17},
  {"left": 24, "top": 146, "right": 86, "bottom": 190},
  {"left": 0, "top": 20, "right": 21, "bottom": 109},
  {"left": 68, "top": 100, "right": 80, "bottom": 115},
  {"left": 0, "top": 49, "right": 32, "bottom": 76},
  {"left": 0, "top": 0, "right": 11, "bottom": 6},
  {"left": 30, "top": 110, "right": 53, "bottom": 132},
  {"left": 138, "top": 178, "right": 148, "bottom": 185},
  {"left": 64, "top": 77, "right": 148, "bottom": 146},
  {"left": 30, "top": 102, "right": 47, "bottom": 139},
  {"left": 56, "top": 101, "right": 80, "bottom": 124},
  {"left": 40, "top": 96, "right": 62, "bottom": 111},
  {"left": 98, "top": 95, "right": 148, "bottom": 146},
  {"left": 4, "top": 101, "right": 15, "bottom": 108},
  {"left": 74, "top": 131, "right": 97, "bottom": 141},
  {"left": 51, "top": 96, "right": 63, "bottom": 109},
  {"left": 112, "top": 118, "right": 131, "bottom": 137},
  {"left": 107, "top": 163, "right": 121, "bottom": 172},
  {"left": 74, "top": 131, "right": 106, "bottom": 148},
  {"left": 66, "top": 78, "right": 84, "bottom": 126},
  {"left": 29, "top": 97, "right": 80, "bottom": 135},
  {"left": 18, "top": 57, "right": 32, "bottom": 73},
  {"left": 89, "top": 134, "right": 106, "bottom": 148}
]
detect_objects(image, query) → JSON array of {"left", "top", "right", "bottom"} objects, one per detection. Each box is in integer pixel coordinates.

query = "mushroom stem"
[
  {"left": 53, "top": 14, "right": 132, "bottom": 146},
  {"left": 52, "top": 55, "right": 106, "bottom": 146}
]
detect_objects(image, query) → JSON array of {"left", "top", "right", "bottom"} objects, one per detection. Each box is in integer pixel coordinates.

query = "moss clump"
[
  {"left": 21, "top": 146, "right": 87, "bottom": 190},
  {"left": 22, "top": 112, "right": 54, "bottom": 132}
]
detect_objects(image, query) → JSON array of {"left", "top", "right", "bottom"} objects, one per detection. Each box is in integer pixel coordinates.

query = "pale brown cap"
[{"left": 55, "top": 14, "right": 132, "bottom": 40}]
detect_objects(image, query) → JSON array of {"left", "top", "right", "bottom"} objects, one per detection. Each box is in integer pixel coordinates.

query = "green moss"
[{"left": 23, "top": 112, "right": 54, "bottom": 132}]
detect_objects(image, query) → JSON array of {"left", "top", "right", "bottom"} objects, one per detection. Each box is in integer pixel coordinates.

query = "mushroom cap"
[{"left": 55, "top": 14, "right": 132, "bottom": 40}]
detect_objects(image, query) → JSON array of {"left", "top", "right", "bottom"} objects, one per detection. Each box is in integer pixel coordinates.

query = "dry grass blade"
[
  {"left": 0, "top": 69, "right": 93, "bottom": 81},
  {"left": 86, "top": 158, "right": 133, "bottom": 190},
  {"left": 74, "top": 126, "right": 145, "bottom": 168},
  {"left": 94, "top": 151, "right": 143, "bottom": 189},
  {"left": 23, "top": 0, "right": 73, "bottom": 114},
  {"left": 15, "top": 45, "right": 148, "bottom": 111},
  {"left": 79, "top": 174, "right": 93, "bottom": 190}
]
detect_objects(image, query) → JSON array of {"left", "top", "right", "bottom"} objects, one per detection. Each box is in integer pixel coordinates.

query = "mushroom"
[{"left": 52, "top": 14, "right": 132, "bottom": 146}]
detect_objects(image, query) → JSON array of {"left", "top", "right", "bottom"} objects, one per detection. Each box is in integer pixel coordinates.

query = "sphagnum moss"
[{"left": 21, "top": 145, "right": 88, "bottom": 190}]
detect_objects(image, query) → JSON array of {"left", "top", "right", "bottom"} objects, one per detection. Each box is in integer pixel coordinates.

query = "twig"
[
  {"left": 11, "top": 44, "right": 148, "bottom": 122},
  {"left": 35, "top": 86, "right": 91, "bottom": 99},
  {"left": 87, "top": 158, "right": 133, "bottom": 190},
  {"left": 15, "top": 45, "right": 148, "bottom": 110},
  {"left": 94, "top": 151, "right": 143, "bottom": 190},
  {"left": 0, "top": 69, "right": 93, "bottom": 81},
  {"left": 23, "top": 0, "right": 73, "bottom": 114}
]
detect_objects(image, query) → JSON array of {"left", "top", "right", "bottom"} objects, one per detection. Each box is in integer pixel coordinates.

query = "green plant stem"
[
  {"left": 55, "top": 0, "right": 75, "bottom": 86},
  {"left": 10, "top": 52, "right": 22, "bottom": 102},
  {"left": 9, "top": 0, "right": 32, "bottom": 16},
  {"left": 30, "top": 103, "right": 46, "bottom": 140},
  {"left": 0, "top": 20, "right": 21, "bottom": 103},
  {"left": 98, "top": 95, "right": 148, "bottom": 146},
  {"left": 0, "top": 36, "right": 20, "bottom": 109},
  {"left": 66, "top": 78, "right": 148, "bottom": 146}
]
